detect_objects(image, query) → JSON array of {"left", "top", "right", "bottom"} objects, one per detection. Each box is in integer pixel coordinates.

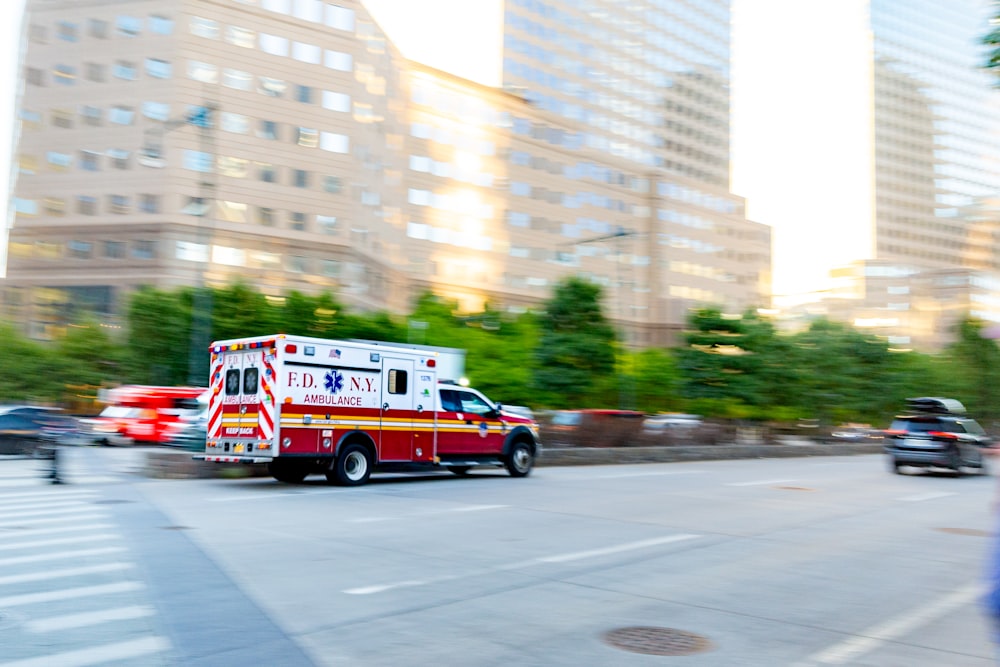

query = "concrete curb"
[{"left": 138, "top": 442, "right": 885, "bottom": 479}]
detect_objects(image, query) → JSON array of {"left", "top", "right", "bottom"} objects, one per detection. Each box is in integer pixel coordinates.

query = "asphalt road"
[{"left": 1, "top": 448, "right": 998, "bottom": 666}]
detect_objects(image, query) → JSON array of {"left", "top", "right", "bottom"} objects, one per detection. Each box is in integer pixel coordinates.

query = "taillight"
[
  {"left": 884, "top": 429, "right": 906, "bottom": 436},
  {"left": 928, "top": 431, "right": 958, "bottom": 440}
]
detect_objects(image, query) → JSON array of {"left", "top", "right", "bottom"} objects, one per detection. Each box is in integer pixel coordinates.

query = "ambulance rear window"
[
  {"left": 243, "top": 368, "right": 258, "bottom": 394},
  {"left": 225, "top": 369, "right": 240, "bottom": 395}
]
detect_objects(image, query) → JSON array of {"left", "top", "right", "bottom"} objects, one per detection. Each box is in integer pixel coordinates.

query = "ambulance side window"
[
  {"left": 456, "top": 391, "right": 491, "bottom": 416},
  {"left": 225, "top": 369, "right": 241, "bottom": 395},
  {"left": 440, "top": 389, "right": 461, "bottom": 412},
  {"left": 387, "top": 369, "right": 408, "bottom": 394},
  {"left": 243, "top": 368, "right": 259, "bottom": 394}
]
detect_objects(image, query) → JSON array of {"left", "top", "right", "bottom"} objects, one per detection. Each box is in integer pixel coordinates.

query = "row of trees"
[{"left": 3, "top": 278, "right": 999, "bottom": 426}]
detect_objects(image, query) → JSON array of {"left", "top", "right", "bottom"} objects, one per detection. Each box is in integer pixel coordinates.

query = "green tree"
[
  {"left": 940, "top": 316, "right": 1000, "bottom": 422},
  {"left": 0, "top": 324, "right": 64, "bottom": 402},
  {"left": 533, "top": 277, "right": 616, "bottom": 406},
  {"left": 124, "top": 286, "right": 192, "bottom": 385},
  {"left": 984, "top": 4, "right": 1000, "bottom": 79},
  {"left": 630, "top": 347, "right": 682, "bottom": 413}
]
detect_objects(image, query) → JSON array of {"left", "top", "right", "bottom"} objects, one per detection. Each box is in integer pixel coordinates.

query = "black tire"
[
  {"left": 332, "top": 443, "right": 372, "bottom": 486},
  {"left": 889, "top": 458, "right": 903, "bottom": 475},
  {"left": 268, "top": 460, "right": 309, "bottom": 484},
  {"left": 449, "top": 466, "right": 471, "bottom": 476},
  {"left": 505, "top": 441, "right": 533, "bottom": 478},
  {"left": 947, "top": 448, "right": 963, "bottom": 476}
]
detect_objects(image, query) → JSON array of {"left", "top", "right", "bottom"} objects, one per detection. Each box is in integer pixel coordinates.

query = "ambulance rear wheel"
[
  {"left": 505, "top": 441, "right": 533, "bottom": 478},
  {"left": 332, "top": 444, "right": 372, "bottom": 486},
  {"left": 268, "top": 460, "right": 309, "bottom": 484},
  {"left": 449, "top": 466, "right": 471, "bottom": 475}
]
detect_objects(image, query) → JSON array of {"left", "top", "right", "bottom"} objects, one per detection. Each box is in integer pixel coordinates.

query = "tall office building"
[{"left": 4, "top": 0, "right": 770, "bottom": 346}]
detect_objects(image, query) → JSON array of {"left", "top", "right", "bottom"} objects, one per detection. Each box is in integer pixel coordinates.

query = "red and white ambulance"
[{"left": 196, "top": 334, "right": 541, "bottom": 485}]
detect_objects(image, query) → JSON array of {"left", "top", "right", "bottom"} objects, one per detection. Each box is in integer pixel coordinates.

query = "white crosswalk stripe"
[{"left": 0, "top": 456, "right": 172, "bottom": 665}]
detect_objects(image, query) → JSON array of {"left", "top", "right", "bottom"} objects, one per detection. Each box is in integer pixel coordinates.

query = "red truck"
[{"left": 81, "top": 385, "right": 208, "bottom": 446}]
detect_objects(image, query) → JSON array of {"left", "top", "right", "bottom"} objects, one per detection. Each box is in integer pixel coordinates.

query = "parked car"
[
  {"left": 501, "top": 405, "right": 536, "bottom": 421},
  {"left": 0, "top": 406, "right": 84, "bottom": 455},
  {"left": 163, "top": 406, "right": 209, "bottom": 451},
  {"left": 883, "top": 397, "right": 993, "bottom": 475},
  {"left": 642, "top": 413, "right": 702, "bottom": 435},
  {"left": 542, "top": 409, "right": 645, "bottom": 447}
]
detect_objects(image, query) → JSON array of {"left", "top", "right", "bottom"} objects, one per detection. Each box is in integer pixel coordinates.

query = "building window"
[
  {"left": 46, "top": 151, "right": 72, "bottom": 170},
  {"left": 258, "top": 77, "right": 285, "bottom": 97},
  {"left": 113, "top": 61, "right": 137, "bottom": 80},
  {"left": 108, "top": 149, "right": 130, "bottom": 169},
  {"left": 319, "top": 132, "right": 349, "bottom": 153},
  {"left": 293, "top": 169, "right": 309, "bottom": 188},
  {"left": 325, "top": 4, "right": 355, "bottom": 31},
  {"left": 258, "top": 120, "right": 279, "bottom": 140},
  {"left": 139, "top": 194, "right": 160, "bottom": 213},
  {"left": 290, "top": 211, "right": 306, "bottom": 231},
  {"left": 296, "top": 85, "right": 313, "bottom": 103},
  {"left": 132, "top": 240, "right": 156, "bottom": 259},
  {"left": 78, "top": 196, "right": 98, "bottom": 215},
  {"left": 182, "top": 196, "right": 209, "bottom": 216},
  {"left": 68, "top": 241, "right": 93, "bottom": 259},
  {"left": 287, "top": 256, "right": 307, "bottom": 273},
  {"left": 52, "top": 109, "right": 73, "bottom": 128},
  {"left": 188, "top": 60, "right": 217, "bottom": 83},
  {"left": 19, "top": 154, "right": 37, "bottom": 175},
  {"left": 43, "top": 197, "right": 65, "bottom": 215},
  {"left": 183, "top": 150, "right": 213, "bottom": 172},
  {"left": 142, "top": 101, "right": 170, "bottom": 121},
  {"left": 149, "top": 15, "right": 174, "bottom": 35},
  {"left": 14, "top": 198, "right": 38, "bottom": 218},
  {"left": 116, "top": 15, "right": 142, "bottom": 37},
  {"left": 145, "top": 58, "right": 172, "bottom": 79},
  {"left": 323, "top": 176, "right": 342, "bottom": 193},
  {"left": 26, "top": 68, "right": 44, "bottom": 86},
  {"left": 293, "top": 41, "right": 321, "bottom": 64},
  {"left": 217, "top": 156, "right": 248, "bottom": 178},
  {"left": 109, "top": 195, "right": 130, "bottom": 213},
  {"left": 190, "top": 17, "right": 219, "bottom": 39},
  {"left": 108, "top": 106, "right": 135, "bottom": 125},
  {"left": 226, "top": 25, "right": 256, "bottom": 47},
  {"left": 324, "top": 50, "right": 351, "bottom": 71},
  {"left": 20, "top": 109, "right": 42, "bottom": 130},
  {"left": 223, "top": 69, "right": 252, "bottom": 90},
  {"left": 322, "top": 90, "right": 349, "bottom": 112},
  {"left": 257, "top": 162, "right": 277, "bottom": 182},
  {"left": 317, "top": 215, "right": 338, "bottom": 234},
  {"left": 81, "top": 106, "right": 102, "bottom": 126},
  {"left": 221, "top": 112, "right": 249, "bottom": 133},
  {"left": 259, "top": 33, "right": 289, "bottom": 56},
  {"left": 80, "top": 150, "right": 100, "bottom": 171},
  {"left": 294, "top": 0, "right": 323, "bottom": 22},
  {"left": 85, "top": 63, "right": 106, "bottom": 82},
  {"left": 88, "top": 19, "right": 109, "bottom": 39},
  {"left": 53, "top": 65, "right": 76, "bottom": 85},
  {"left": 56, "top": 21, "right": 78, "bottom": 42},
  {"left": 257, "top": 206, "right": 275, "bottom": 226},
  {"left": 105, "top": 241, "right": 126, "bottom": 259},
  {"left": 296, "top": 127, "right": 318, "bottom": 147}
]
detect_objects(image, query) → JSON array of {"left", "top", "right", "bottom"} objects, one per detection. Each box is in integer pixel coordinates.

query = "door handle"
[{"left": 382, "top": 403, "right": 389, "bottom": 411}]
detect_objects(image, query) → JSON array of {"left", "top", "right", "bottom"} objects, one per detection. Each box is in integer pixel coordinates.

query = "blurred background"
[{"left": 1, "top": 0, "right": 1000, "bottom": 431}]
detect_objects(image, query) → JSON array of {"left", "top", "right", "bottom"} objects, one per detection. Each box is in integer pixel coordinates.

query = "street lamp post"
[{"left": 141, "top": 103, "right": 217, "bottom": 386}]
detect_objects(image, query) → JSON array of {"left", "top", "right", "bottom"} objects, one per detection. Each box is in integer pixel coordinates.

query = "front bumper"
[
  {"left": 194, "top": 454, "right": 273, "bottom": 464},
  {"left": 885, "top": 446, "right": 950, "bottom": 467}
]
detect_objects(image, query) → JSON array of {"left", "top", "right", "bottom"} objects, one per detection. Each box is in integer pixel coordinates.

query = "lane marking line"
[
  {"left": 0, "top": 581, "right": 144, "bottom": 608},
  {"left": 0, "top": 489, "right": 97, "bottom": 502},
  {"left": 0, "top": 506, "right": 105, "bottom": 521},
  {"left": 26, "top": 605, "right": 156, "bottom": 633},
  {"left": 0, "top": 635, "right": 169, "bottom": 667},
  {"left": 0, "top": 523, "right": 114, "bottom": 538},
  {"left": 799, "top": 582, "right": 982, "bottom": 665},
  {"left": 0, "top": 562, "right": 133, "bottom": 587},
  {"left": 0, "top": 546, "right": 126, "bottom": 568},
  {"left": 0, "top": 533, "right": 118, "bottom": 553},
  {"left": 0, "top": 513, "right": 106, "bottom": 529},
  {"left": 345, "top": 533, "right": 702, "bottom": 595}
]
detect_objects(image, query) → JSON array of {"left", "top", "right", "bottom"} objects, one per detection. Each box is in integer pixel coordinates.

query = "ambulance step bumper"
[{"left": 193, "top": 455, "right": 274, "bottom": 464}]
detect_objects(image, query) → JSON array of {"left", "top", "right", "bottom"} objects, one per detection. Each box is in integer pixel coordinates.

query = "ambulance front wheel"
[
  {"left": 330, "top": 443, "right": 372, "bottom": 486},
  {"left": 505, "top": 441, "right": 534, "bottom": 478}
]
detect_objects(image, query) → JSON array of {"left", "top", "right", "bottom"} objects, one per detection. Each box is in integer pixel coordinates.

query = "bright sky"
[
  {"left": 1, "top": 0, "right": 26, "bottom": 276},
  {"left": 360, "top": 0, "right": 503, "bottom": 86},
  {"left": 731, "top": 0, "right": 876, "bottom": 305}
]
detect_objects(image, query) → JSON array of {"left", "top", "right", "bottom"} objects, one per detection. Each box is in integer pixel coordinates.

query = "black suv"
[{"left": 883, "top": 397, "right": 993, "bottom": 475}]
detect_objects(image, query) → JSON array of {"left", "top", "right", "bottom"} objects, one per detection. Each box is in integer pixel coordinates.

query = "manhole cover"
[
  {"left": 162, "top": 525, "right": 191, "bottom": 531},
  {"left": 774, "top": 486, "right": 814, "bottom": 491},
  {"left": 936, "top": 527, "right": 992, "bottom": 537},
  {"left": 93, "top": 499, "right": 134, "bottom": 505},
  {"left": 603, "top": 627, "right": 713, "bottom": 656}
]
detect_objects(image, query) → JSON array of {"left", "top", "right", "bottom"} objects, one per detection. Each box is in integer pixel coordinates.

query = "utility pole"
[{"left": 141, "top": 102, "right": 217, "bottom": 386}]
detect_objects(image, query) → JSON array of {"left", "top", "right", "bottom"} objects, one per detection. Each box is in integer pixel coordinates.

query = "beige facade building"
[{"left": 4, "top": 0, "right": 770, "bottom": 347}]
